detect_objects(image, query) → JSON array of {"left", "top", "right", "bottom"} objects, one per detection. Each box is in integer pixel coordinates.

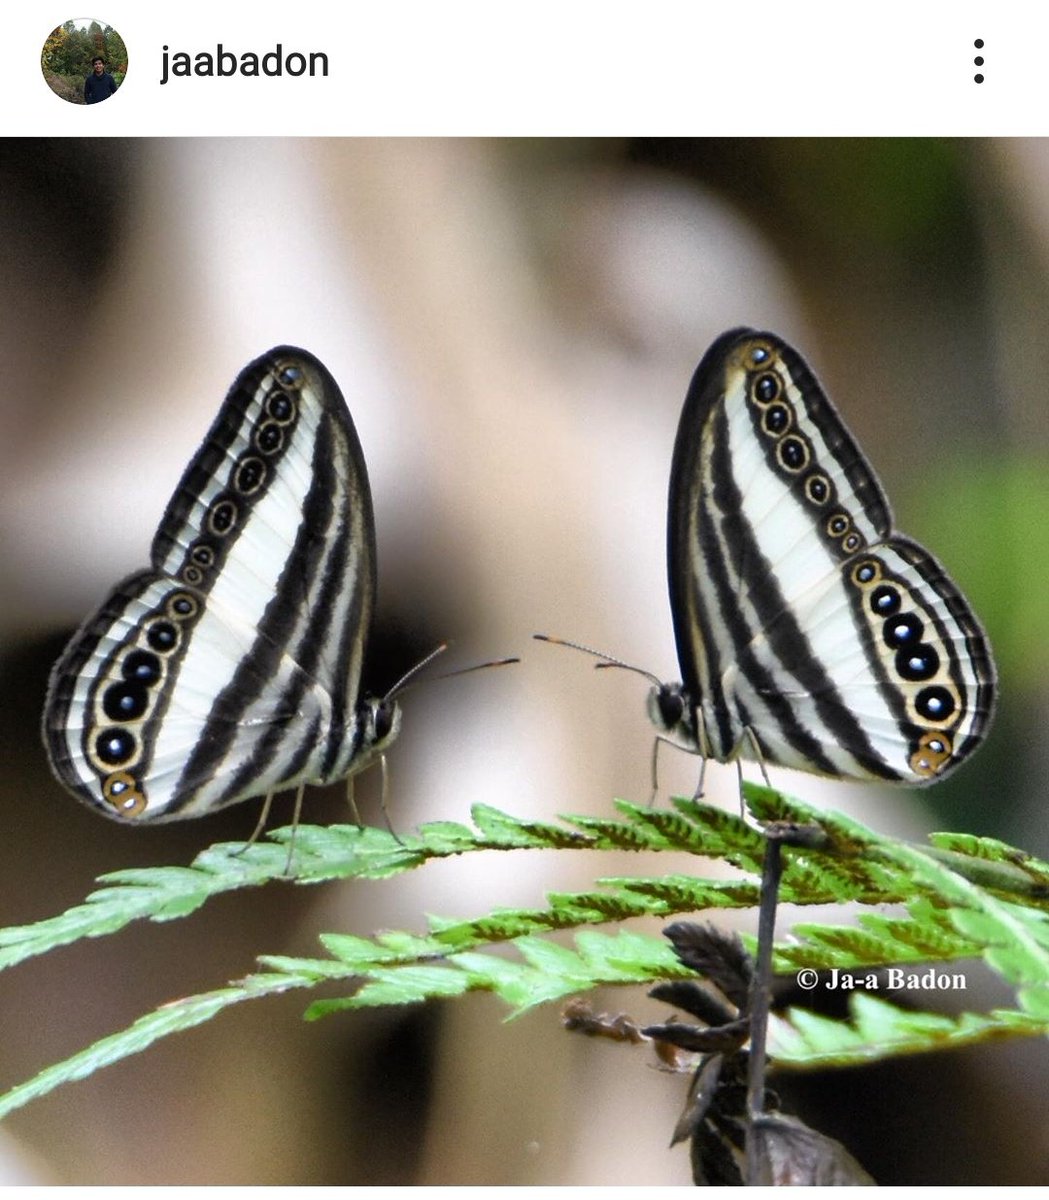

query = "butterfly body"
[
  {"left": 653, "top": 328, "right": 995, "bottom": 786},
  {"left": 44, "top": 347, "right": 399, "bottom": 821}
]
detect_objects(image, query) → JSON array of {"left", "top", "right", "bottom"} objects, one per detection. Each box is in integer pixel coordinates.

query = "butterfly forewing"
[
  {"left": 667, "top": 328, "right": 995, "bottom": 786},
  {"left": 43, "top": 347, "right": 384, "bottom": 821}
]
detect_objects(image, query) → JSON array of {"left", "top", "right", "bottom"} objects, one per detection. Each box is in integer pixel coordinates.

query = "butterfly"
[
  {"left": 646, "top": 327, "right": 996, "bottom": 788},
  {"left": 42, "top": 347, "right": 402, "bottom": 823}
]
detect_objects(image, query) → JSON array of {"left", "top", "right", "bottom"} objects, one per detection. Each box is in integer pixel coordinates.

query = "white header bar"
[{"left": 7, "top": 1, "right": 1037, "bottom": 136}]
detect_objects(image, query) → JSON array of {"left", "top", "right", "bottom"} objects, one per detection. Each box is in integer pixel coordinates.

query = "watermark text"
[{"left": 795, "top": 966, "right": 968, "bottom": 992}]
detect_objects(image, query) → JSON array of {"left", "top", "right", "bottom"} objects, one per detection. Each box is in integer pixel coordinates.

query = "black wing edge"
[{"left": 666, "top": 328, "right": 759, "bottom": 699}]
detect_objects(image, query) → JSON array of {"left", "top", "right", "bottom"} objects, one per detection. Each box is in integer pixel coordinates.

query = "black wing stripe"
[
  {"left": 167, "top": 416, "right": 345, "bottom": 810},
  {"left": 707, "top": 409, "right": 897, "bottom": 778}
]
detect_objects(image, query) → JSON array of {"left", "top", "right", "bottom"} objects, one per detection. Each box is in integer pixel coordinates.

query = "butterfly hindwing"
[
  {"left": 667, "top": 328, "right": 995, "bottom": 785},
  {"left": 43, "top": 347, "right": 384, "bottom": 821}
]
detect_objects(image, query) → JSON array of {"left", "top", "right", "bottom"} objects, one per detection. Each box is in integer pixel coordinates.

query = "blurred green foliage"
[{"left": 908, "top": 458, "right": 1049, "bottom": 689}]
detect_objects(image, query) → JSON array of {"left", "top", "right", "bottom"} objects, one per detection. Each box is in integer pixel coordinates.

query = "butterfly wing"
[
  {"left": 43, "top": 347, "right": 378, "bottom": 821},
  {"left": 668, "top": 328, "right": 995, "bottom": 784}
]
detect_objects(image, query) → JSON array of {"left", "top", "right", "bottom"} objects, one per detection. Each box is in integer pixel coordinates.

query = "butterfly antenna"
[
  {"left": 387, "top": 644, "right": 519, "bottom": 700},
  {"left": 432, "top": 656, "right": 520, "bottom": 682},
  {"left": 533, "top": 633, "right": 665, "bottom": 689},
  {"left": 383, "top": 643, "right": 450, "bottom": 701},
  {"left": 368, "top": 644, "right": 515, "bottom": 849}
]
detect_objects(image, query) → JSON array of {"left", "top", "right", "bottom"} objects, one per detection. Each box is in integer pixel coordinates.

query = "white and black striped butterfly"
[
  {"left": 647, "top": 327, "right": 996, "bottom": 787},
  {"left": 43, "top": 347, "right": 401, "bottom": 822}
]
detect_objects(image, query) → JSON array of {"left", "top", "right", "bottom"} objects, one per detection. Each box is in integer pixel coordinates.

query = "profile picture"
[{"left": 41, "top": 17, "right": 127, "bottom": 105}]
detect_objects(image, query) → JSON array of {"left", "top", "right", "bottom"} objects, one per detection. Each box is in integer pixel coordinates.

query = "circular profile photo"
[{"left": 41, "top": 18, "right": 127, "bottom": 106}]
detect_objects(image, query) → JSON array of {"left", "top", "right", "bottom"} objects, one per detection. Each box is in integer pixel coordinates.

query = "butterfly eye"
[
  {"left": 373, "top": 700, "right": 397, "bottom": 744},
  {"left": 655, "top": 685, "right": 684, "bottom": 731}
]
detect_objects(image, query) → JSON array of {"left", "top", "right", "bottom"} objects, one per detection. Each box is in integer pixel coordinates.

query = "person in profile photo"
[{"left": 84, "top": 56, "right": 116, "bottom": 104}]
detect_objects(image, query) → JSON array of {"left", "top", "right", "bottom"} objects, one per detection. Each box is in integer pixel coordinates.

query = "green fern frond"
[
  {"left": 0, "top": 797, "right": 888, "bottom": 974},
  {"left": 772, "top": 993, "right": 1047, "bottom": 1068},
  {"left": 4, "top": 787, "right": 1049, "bottom": 1121},
  {"left": 775, "top": 904, "right": 981, "bottom": 971}
]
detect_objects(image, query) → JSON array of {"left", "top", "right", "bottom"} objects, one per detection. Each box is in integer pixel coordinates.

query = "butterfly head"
[
  {"left": 356, "top": 695, "right": 403, "bottom": 763},
  {"left": 646, "top": 680, "right": 700, "bottom": 753}
]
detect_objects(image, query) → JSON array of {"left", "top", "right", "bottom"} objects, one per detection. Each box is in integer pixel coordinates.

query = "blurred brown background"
[{"left": 0, "top": 137, "right": 1046, "bottom": 1184}]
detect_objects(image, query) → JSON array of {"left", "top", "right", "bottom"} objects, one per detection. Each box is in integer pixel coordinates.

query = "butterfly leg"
[
  {"left": 690, "top": 706, "right": 711, "bottom": 799},
  {"left": 344, "top": 758, "right": 405, "bottom": 845},
  {"left": 282, "top": 782, "right": 306, "bottom": 875},
  {"left": 378, "top": 754, "right": 406, "bottom": 846},
  {"left": 345, "top": 774, "right": 364, "bottom": 828},
  {"left": 648, "top": 736, "right": 661, "bottom": 805},
  {"left": 234, "top": 790, "right": 276, "bottom": 857},
  {"left": 730, "top": 729, "right": 770, "bottom": 819},
  {"left": 733, "top": 759, "right": 747, "bottom": 817},
  {"left": 692, "top": 750, "right": 708, "bottom": 801},
  {"left": 743, "top": 727, "right": 773, "bottom": 790},
  {"left": 649, "top": 735, "right": 707, "bottom": 805}
]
